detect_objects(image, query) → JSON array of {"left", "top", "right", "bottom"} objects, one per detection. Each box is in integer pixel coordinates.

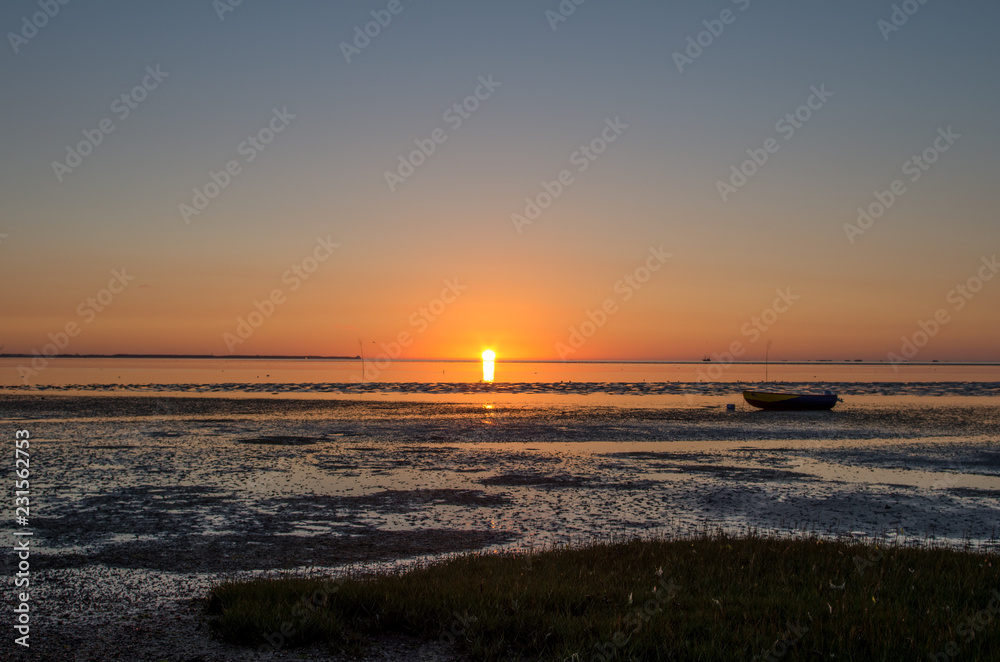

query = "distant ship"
[{"left": 743, "top": 390, "right": 840, "bottom": 411}]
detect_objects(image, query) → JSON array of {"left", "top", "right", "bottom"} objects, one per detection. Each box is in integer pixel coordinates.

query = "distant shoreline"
[
  {"left": 0, "top": 353, "right": 360, "bottom": 360},
  {"left": 0, "top": 354, "right": 997, "bottom": 366}
]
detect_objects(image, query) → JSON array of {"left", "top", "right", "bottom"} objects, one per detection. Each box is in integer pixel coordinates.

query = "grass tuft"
[{"left": 206, "top": 532, "right": 1000, "bottom": 660}]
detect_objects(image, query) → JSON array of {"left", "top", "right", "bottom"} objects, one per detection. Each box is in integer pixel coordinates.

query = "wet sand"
[{"left": 2, "top": 393, "right": 998, "bottom": 660}]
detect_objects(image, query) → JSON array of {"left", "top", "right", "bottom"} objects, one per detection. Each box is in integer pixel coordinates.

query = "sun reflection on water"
[{"left": 482, "top": 349, "right": 495, "bottom": 382}]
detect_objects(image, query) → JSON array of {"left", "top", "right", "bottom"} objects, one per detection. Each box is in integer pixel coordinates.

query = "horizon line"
[{"left": 1, "top": 354, "right": 998, "bottom": 366}]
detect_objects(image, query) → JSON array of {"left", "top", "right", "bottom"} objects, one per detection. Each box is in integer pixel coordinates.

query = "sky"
[{"left": 1, "top": 0, "right": 998, "bottom": 362}]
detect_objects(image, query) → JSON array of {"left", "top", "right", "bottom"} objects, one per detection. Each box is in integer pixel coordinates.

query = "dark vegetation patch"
[
  {"left": 479, "top": 473, "right": 591, "bottom": 488},
  {"left": 478, "top": 473, "right": 655, "bottom": 491},
  {"left": 606, "top": 451, "right": 706, "bottom": 460},
  {"left": 949, "top": 487, "right": 1000, "bottom": 499},
  {"left": 661, "top": 464, "right": 813, "bottom": 481},
  {"left": 238, "top": 435, "right": 321, "bottom": 446},
  {"left": 206, "top": 534, "right": 1000, "bottom": 660}
]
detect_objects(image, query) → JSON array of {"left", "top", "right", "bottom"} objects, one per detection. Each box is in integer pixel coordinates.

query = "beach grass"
[{"left": 205, "top": 532, "right": 1000, "bottom": 660}]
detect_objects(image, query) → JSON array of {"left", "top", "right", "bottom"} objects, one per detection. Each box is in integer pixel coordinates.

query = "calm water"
[
  {"left": 3, "top": 358, "right": 999, "bottom": 409},
  {"left": 3, "top": 357, "right": 999, "bottom": 397}
]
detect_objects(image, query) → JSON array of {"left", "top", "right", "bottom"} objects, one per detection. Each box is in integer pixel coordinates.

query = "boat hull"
[{"left": 742, "top": 390, "right": 838, "bottom": 411}]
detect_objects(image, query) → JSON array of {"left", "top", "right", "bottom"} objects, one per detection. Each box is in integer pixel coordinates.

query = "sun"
[{"left": 481, "top": 349, "right": 496, "bottom": 361}]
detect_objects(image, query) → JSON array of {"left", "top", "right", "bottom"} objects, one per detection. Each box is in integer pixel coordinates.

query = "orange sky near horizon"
[{"left": 4, "top": 246, "right": 997, "bottom": 362}]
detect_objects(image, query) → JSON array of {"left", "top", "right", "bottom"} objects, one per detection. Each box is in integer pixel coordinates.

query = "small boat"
[{"left": 743, "top": 390, "right": 839, "bottom": 411}]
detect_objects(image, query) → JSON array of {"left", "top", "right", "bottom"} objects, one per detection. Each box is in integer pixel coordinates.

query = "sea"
[{"left": 3, "top": 357, "right": 1000, "bottom": 402}]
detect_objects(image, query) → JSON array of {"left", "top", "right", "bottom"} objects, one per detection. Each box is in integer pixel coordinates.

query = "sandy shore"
[{"left": 2, "top": 393, "right": 998, "bottom": 660}]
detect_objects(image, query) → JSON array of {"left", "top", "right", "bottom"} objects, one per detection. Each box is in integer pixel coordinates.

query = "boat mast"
[
  {"left": 358, "top": 338, "right": 365, "bottom": 383},
  {"left": 764, "top": 340, "right": 772, "bottom": 383}
]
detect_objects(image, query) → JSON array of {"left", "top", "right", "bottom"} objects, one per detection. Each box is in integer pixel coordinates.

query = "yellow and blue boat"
[{"left": 743, "top": 390, "right": 839, "bottom": 411}]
